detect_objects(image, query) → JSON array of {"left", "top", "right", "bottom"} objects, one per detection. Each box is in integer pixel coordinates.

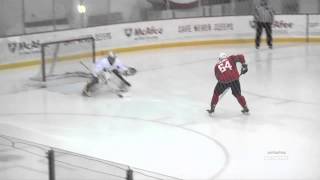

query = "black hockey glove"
[{"left": 241, "top": 63, "right": 248, "bottom": 75}]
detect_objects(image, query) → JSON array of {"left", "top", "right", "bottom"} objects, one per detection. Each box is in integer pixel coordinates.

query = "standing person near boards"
[{"left": 254, "top": 0, "right": 275, "bottom": 49}]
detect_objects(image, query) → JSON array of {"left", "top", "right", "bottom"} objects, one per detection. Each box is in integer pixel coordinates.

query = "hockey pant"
[{"left": 211, "top": 80, "right": 247, "bottom": 108}]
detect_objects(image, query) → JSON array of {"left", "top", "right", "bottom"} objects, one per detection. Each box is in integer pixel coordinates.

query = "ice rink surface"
[{"left": 0, "top": 43, "right": 320, "bottom": 180}]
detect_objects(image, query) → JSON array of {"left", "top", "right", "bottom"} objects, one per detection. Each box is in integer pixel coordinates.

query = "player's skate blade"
[
  {"left": 241, "top": 107, "right": 249, "bottom": 114},
  {"left": 206, "top": 109, "right": 214, "bottom": 114},
  {"left": 82, "top": 89, "right": 92, "bottom": 97}
]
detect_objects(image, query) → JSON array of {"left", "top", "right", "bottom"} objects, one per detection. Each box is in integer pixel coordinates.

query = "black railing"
[{"left": 0, "top": 134, "right": 182, "bottom": 180}]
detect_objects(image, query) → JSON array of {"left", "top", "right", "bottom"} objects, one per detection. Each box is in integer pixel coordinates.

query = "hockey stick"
[
  {"left": 80, "top": 61, "right": 124, "bottom": 98},
  {"left": 221, "top": 72, "right": 245, "bottom": 96},
  {"left": 111, "top": 69, "right": 131, "bottom": 87},
  {"left": 216, "top": 73, "right": 243, "bottom": 99},
  {"left": 80, "top": 61, "right": 131, "bottom": 87}
]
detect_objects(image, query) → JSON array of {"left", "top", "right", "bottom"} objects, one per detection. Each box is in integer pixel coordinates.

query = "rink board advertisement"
[
  {"left": 271, "top": 15, "right": 306, "bottom": 37},
  {"left": 0, "top": 15, "right": 315, "bottom": 65},
  {"left": 309, "top": 15, "right": 320, "bottom": 36}
]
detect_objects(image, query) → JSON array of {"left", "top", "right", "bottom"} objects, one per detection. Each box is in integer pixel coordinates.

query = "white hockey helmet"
[
  {"left": 218, "top": 52, "right": 227, "bottom": 61},
  {"left": 108, "top": 51, "right": 116, "bottom": 58}
]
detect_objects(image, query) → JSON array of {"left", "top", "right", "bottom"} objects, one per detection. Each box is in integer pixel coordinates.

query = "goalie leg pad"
[{"left": 83, "top": 76, "right": 99, "bottom": 96}]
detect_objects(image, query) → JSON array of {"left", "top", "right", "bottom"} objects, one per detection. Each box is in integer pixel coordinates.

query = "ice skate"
[
  {"left": 206, "top": 105, "right": 215, "bottom": 114},
  {"left": 241, "top": 106, "right": 249, "bottom": 114},
  {"left": 82, "top": 88, "right": 92, "bottom": 97}
]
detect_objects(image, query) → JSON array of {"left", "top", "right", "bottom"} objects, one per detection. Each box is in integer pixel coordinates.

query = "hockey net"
[{"left": 31, "top": 36, "right": 95, "bottom": 82}]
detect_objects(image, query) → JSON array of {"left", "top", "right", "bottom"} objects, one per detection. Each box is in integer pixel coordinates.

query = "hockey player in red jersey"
[{"left": 207, "top": 52, "right": 249, "bottom": 114}]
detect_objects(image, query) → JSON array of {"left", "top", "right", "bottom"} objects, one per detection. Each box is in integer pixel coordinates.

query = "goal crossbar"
[{"left": 40, "top": 36, "right": 96, "bottom": 82}]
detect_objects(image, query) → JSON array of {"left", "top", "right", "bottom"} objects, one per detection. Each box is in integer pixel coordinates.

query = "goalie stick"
[
  {"left": 111, "top": 69, "right": 131, "bottom": 87},
  {"left": 80, "top": 61, "right": 132, "bottom": 87},
  {"left": 80, "top": 61, "right": 124, "bottom": 98}
]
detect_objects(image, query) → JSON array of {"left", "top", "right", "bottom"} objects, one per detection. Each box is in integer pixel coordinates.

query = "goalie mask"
[{"left": 107, "top": 51, "right": 116, "bottom": 65}]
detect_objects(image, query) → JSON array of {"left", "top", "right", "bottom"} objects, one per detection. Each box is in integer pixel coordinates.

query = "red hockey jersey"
[{"left": 214, "top": 54, "right": 245, "bottom": 83}]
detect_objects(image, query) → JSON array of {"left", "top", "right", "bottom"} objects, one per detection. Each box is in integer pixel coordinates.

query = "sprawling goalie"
[{"left": 82, "top": 51, "right": 137, "bottom": 97}]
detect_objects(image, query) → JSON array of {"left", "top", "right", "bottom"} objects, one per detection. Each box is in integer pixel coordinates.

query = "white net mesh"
[{"left": 31, "top": 37, "right": 95, "bottom": 82}]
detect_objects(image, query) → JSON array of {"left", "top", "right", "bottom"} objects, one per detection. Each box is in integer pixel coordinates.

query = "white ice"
[{"left": 0, "top": 43, "right": 320, "bottom": 180}]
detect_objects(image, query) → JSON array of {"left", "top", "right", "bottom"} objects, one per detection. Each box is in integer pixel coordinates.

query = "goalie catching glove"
[
  {"left": 123, "top": 67, "right": 137, "bottom": 76},
  {"left": 240, "top": 63, "right": 248, "bottom": 75}
]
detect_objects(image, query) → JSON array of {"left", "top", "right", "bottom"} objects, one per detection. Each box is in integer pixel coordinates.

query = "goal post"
[{"left": 36, "top": 36, "right": 96, "bottom": 82}]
